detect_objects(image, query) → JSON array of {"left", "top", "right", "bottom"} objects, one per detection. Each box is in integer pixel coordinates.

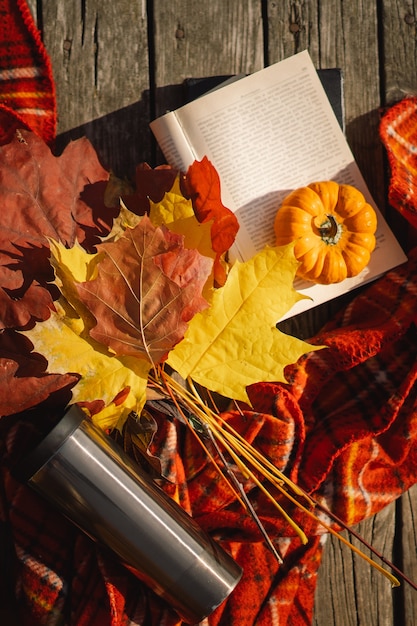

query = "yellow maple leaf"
[
  {"left": 22, "top": 310, "right": 150, "bottom": 431},
  {"left": 49, "top": 238, "right": 101, "bottom": 285},
  {"left": 167, "top": 244, "right": 323, "bottom": 404},
  {"left": 149, "top": 178, "right": 216, "bottom": 297},
  {"left": 101, "top": 200, "right": 143, "bottom": 243},
  {"left": 149, "top": 175, "right": 193, "bottom": 222},
  {"left": 48, "top": 238, "right": 102, "bottom": 329},
  {"left": 149, "top": 176, "right": 216, "bottom": 260}
]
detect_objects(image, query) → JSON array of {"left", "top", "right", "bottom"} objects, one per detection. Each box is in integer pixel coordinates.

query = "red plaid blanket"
[
  {"left": 2, "top": 244, "right": 417, "bottom": 626},
  {"left": 380, "top": 97, "right": 417, "bottom": 232},
  {"left": 0, "top": 0, "right": 55, "bottom": 144},
  {"left": 1, "top": 2, "right": 417, "bottom": 625}
]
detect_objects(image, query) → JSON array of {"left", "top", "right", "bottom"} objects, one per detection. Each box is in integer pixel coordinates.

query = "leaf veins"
[{"left": 75, "top": 215, "right": 213, "bottom": 366}]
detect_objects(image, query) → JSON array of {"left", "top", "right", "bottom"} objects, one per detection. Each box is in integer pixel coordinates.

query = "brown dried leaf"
[
  {"left": 0, "top": 130, "right": 112, "bottom": 328},
  {"left": 75, "top": 215, "right": 213, "bottom": 365}
]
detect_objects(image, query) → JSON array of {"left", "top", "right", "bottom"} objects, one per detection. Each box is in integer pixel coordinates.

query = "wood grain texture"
[
  {"left": 151, "top": 0, "right": 264, "bottom": 122},
  {"left": 153, "top": 0, "right": 264, "bottom": 80},
  {"left": 26, "top": 0, "right": 37, "bottom": 22},
  {"left": 313, "top": 505, "right": 399, "bottom": 625},
  {"left": 381, "top": 0, "right": 417, "bottom": 106},
  {"left": 399, "top": 483, "right": 417, "bottom": 624},
  {"left": 40, "top": 0, "right": 151, "bottom": 176}
]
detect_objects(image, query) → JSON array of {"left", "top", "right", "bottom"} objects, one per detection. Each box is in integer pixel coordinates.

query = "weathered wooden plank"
[
  {"left": 313, "top": 503, "right": 398, "bottom": 625},
  {"left": 380, "top": 0, "right": 417, "bottom": 245},
  {"left": 151, "top": 0, "right": 264, "bottom": 120},
  {"left": 265, "top": 0, "right": 320, "bottom": 62},
  {"left": 40, "top": 0, "right": 151, "bottom": 177},
  {"left": 399, "top": 484, "right": 417, "bottom": 623},
  {"left": 381, "top": 0, "right": 417, "bottom": 106},
  {"left": 26, "top": 0, "right": 37, "bottom": 21}
]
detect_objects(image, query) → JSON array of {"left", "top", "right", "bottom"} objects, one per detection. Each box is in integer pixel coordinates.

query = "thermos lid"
[{"left": 14, "top": 405, "right": 84, "bottom": 483}]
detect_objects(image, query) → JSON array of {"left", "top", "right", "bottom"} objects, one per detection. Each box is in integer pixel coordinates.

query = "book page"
[
  {"left": 150, "top": 50, "right": 406, "bottom": 320},
  {"left": 151, "top": 111, "right": 197, "bottom": 171}
]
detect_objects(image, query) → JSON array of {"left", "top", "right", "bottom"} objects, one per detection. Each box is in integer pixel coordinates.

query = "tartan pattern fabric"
[
  {"left": 380, "top": 97, "right": 417, "bottom": 231},
  {"left": 2, "top": 249, "right": 417, "bottom": 626},
  {"left": 0, "top": 0, "right": 55, "bottom": 144}
]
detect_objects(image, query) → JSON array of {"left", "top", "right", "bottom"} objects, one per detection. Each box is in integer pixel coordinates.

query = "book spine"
[{"left": 151, "top": 111, "right": 197, "bottom": 171}]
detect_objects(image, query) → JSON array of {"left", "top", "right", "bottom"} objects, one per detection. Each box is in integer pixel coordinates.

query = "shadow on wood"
[
  {"left": 54, "top": 92, "right": 152, "bottom": 179},
  {"left": 54, "top": 83, "right": 196, "bottom": 175}
]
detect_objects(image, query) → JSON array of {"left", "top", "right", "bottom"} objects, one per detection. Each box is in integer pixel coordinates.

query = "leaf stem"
[
  {"left": 154, "top": 370, "right": 403, "bottom": 588},
  {"left": 204, "top": 423, "right": 284, "bottom": 564}
]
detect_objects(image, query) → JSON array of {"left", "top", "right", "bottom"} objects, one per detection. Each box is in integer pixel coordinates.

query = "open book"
[{"left": 150, "top": 50, "right": 406, "bottom": 320}]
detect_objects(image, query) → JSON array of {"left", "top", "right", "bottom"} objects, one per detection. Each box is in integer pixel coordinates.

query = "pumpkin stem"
[{"left": 318, "top": 214, "right": 343, "bottom": 245}]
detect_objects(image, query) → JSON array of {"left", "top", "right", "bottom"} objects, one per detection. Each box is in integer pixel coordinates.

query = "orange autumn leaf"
[
  {"left": 110, "top": 159, "right": 238, "bottom": 286},
  {"left": 181, "top": 157, "right": 239, "bottom": 284}
]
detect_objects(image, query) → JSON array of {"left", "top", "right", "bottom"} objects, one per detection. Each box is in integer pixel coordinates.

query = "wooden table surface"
[{"left": 29, "top": 1, "right": 417, "bottom": 624}]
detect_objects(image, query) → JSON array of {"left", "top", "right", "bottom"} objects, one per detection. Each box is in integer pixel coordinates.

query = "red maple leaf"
[
  {"left": 0, "top": 330, "right": 78, "bottom": 417},
  {"left": 121, "top": 159, "right": 239, "bottom": 285},
  {"left": 0, "top": 130, "right": 114, "bottom": 329},
  {"left": 122, "top": 162, "right": 179, "bottom": 214},
  {"left": 75, "top": 215, "right": 213, "bottom": 365}
]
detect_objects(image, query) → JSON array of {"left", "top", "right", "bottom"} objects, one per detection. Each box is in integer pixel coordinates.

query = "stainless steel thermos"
[{"left": 17, "top": 404, "right": 242, "bottom": 624}]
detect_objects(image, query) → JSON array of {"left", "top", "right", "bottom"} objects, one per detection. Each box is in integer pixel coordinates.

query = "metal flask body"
[{"left": 18, "top": 405, "right": 242, "bottom": 625}]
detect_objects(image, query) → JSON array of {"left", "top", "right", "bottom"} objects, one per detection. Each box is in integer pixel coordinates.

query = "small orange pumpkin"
[{"left": 274, "top": 181, "right": 377, "bottom": 284}]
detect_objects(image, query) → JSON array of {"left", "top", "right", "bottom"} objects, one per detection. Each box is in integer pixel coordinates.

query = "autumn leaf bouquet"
[
  {"left": 1, "top": 128, "right": 315, "bottom": 429},
  {"left": 0, "top": 126, "right": 317, "bottom": 542},
  {"left": 1, "top": 127, "right": 409, "bottom": 590}
]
